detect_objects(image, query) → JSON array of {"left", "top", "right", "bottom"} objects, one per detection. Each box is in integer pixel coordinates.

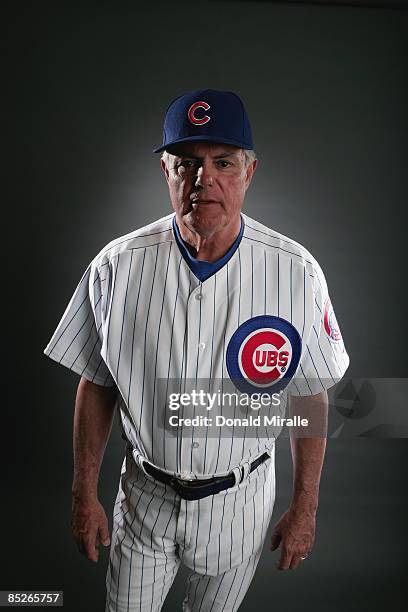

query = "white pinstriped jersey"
[{"left": 44, "top": 212, "right": 349, "bottom": 480}]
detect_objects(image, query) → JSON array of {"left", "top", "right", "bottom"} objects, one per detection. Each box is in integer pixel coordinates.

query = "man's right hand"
[{"left": 71, "top": 494, "right": 111, "bottom": 563}]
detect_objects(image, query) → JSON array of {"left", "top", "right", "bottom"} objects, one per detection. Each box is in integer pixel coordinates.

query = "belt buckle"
[
  {"left": 170, "top": 476, "right": 196, "bottom": 500},
  {"left": 170, "top": 476, "right": 190, "bottom": 490}
]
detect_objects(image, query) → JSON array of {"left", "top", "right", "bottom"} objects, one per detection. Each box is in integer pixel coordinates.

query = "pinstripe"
[
  {"left": 208, "top": 573, "right": 226, "bottom": 612},
  {"left": 209, "top": 275, "right": 217, "bottom": 381},
  {"left": 127, "top": 248, "right": 146, "bottom": 406},
  {"left": 202, "top": 276, "right": 216, "bottom": 474},
  {"left": 115, "top": 479, "right": 153, "bottom": 611},
  {"left": 105, "top": 254, "right": 120, "bottom": 356},
  {"left": 238, "top": 250, "right": 246, "bottom": 464},
  {"left": 290, "top": 258, "right": 293, "bottom": 323},
  {"left": 150, "top": 487, "right": 168, "bottom": 549},
  {"left": 312, "top": 326, "right": 336, "bottom": 381},
  {"left": 241, "top": 497, "right": 245, "bottom": 567},
  {"left": 151, "top": 550, "right": 157, "bottom": 612},
  {"left": 214, "top": 269, "right": 227, "bottom": 475},
  {"left": 116, "top": 251, "right": 134, "bottom": 380},
  {"left": 127, "top": 546, "right": 133, "bottom": 612},
  {"left": 250, "top": 245, "right": 253, "bottom": 316},
  {"left": 190, "top": 566, "right": 201, "bottom": 609},
  {"left": 203, "top": 275, "right": 217, "bottom": 472},
  {"left": 223, "top": 567, "right": 239, "bottom": 609},
  {"left": 151, "top": 243, "right": 173, "bottom": 464},
  {"left": 299, "top": 363, "right": 313, "bottom": 394},
  {"left": 237, "top": 249, "right": 241, "bottom": 324},
  {"left": 291, "top": 378, "right": 301, "bottom": 395},
  {"left": 226, "top": 264, "right": 235, "bottom": 474},
  {"left": 197, "top": 576, "right": 212, "bottom": 612},
  {"left": 71, "top": 294, "right": 102, "bottom": 367},
  {"left": 217, "top": 495, "right": 227, "bottom": 575},
  {"left": 306, "top": 346, "right": 325, "bottom": 391},
  {"left": 107, "top": 463, "right": 141, "bottom": 606},
  {"left": 137, "top": 490, "right": 159, "bottom": 612},
  {"left": 59, "top": 304, "right": 92, "bottom": 361},
  {"left": 191, "top": 281, "right": 203, "bottom": 473},
  {"left": 205, "top": 494, "right": 215, "bottom": 575},
  {"left": 163, "top": 254, "right": 183, "bottom": 471},
  {"left": 235, "top": 552, "right": 260, "bottom": 611},
  {"left": 193, "top": 499, "right": 201, "bottom": 573},
  {"left": 139, "top": 543, "right": 144, "bottom": 612},
  {"left": 178, "top": 272, "right": 192, "bottom": 474},
  {"left": 230, "top": 555, "right": 252, "bottom": 611},
  {"left": 139, "top": 246, "right": 160, "bottom": 431},
  {"left": 264, "top": 250, "right": 267, "bottom": 314},
  {"left": 47, "top": 290, "right": 89, "bottom": 353},
  {"left": 260, "top": 471, "right": 266, "bottom": 546},
  {"left": 230, "top": 491, "right": 237, "bottom": 569}
]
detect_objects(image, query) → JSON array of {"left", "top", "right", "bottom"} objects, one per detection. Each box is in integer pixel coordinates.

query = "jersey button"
[
  {"left": 198, "top": 342, "right": 206, "bottom": 350},
  {"left": 191, "top": 441, "right": 199, "bottom": 449},
  {"left": 195, "top": 293, "right": 202, "bottom": 300}
]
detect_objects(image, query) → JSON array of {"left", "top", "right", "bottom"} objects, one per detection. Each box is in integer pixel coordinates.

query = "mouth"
[{"left": 191, "top": 199, "right": 220, "bottom": 205}]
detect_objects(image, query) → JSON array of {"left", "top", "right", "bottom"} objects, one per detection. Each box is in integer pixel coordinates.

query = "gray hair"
[{"left": 161, "top": 148, "right": 257, "bottom": 168}]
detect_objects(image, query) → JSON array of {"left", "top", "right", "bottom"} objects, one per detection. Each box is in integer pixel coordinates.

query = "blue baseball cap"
[{"left": 153, "top": 89, "right": 254, "bottom": 153}]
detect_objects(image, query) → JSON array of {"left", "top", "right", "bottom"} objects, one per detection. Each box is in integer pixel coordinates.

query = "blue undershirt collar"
[{"left": 172, "top": 215, "right": 245, "bottom": 282}]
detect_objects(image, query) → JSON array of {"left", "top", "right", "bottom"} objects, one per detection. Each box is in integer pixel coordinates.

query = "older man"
[{"left": 44, "top": 89, "right": 349, "bottom": 611}]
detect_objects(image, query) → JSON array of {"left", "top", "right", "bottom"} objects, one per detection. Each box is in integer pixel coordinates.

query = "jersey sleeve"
[
  {"left": 289, "top": 261, "right": 350, "bottom": 397},
  {"left": 43, "top": 259, "right": 116, "bottom": 387}
]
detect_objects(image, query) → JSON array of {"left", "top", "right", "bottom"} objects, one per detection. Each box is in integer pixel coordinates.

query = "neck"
[{"left": 176, "top": 215, "right": 242, "bottom": 262}]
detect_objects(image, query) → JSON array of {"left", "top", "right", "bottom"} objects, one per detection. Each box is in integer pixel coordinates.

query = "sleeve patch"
[{"left": 323, "top": 298, "right": 342, "bottom": 342}]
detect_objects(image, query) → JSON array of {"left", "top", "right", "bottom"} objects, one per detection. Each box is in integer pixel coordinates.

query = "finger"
[
  {"left": 82, "top": 526, "right": 99, "bottom": 563},
  {"left": 98, "top": 524, "right": 111, "bottom": 547},
  {"left": 270, "top": 529, "right": 282, "bottom": 551},
  {"left": 277, "top": 547, "right": 292, "bottom": 571},
  {"left": 289, "top": 554, "right": 303, "bottom": 570},
  {"left": 72, "top": 525, "right": 86, "bottom": 555},
  {"left": 84, "top": 537, "right": 99, "bottom": 562}
]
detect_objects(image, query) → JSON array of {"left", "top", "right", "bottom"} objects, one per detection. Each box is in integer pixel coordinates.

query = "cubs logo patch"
[
  {"left": 323, "top": 298, "right": 342, "bottom": 342},
  {"left": 188, "top": 101, "right": 211, "bottom": 125},
  {"left": 226, "top": 316, "right": 302, "bottom": 394}
]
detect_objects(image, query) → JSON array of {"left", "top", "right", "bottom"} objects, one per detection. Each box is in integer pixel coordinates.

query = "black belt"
[{"left": 142, "top": 452, "right": 270, "bottom": 501}]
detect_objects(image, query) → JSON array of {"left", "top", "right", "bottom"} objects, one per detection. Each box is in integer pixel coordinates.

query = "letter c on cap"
[{"left": 188, "top": 101, "right": 211, "bottom": 125}]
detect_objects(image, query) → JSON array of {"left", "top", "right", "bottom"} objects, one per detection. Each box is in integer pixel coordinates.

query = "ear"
[
  {"left": 161, "top": 158, "right": 170, "bottom": 184},
  {"left": 245, "top": 158, "right": 258, "bottom": 189}
]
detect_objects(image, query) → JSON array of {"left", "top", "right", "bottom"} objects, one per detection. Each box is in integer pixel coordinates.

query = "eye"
[
  {"left": 217, "top": 160, "right": 232, "bottom": 168},
  {"left": 179, "top": 160, "right": 196, "bottom": 169}
]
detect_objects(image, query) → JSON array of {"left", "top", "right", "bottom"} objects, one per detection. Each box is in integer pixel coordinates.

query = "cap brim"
[{"left": 152, "top": 135, "right": 253, "bottom": 153}]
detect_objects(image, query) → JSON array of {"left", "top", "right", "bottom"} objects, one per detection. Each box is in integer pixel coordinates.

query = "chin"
[{"left": 184, "top": 210, "right": 225, "bottom": 236}]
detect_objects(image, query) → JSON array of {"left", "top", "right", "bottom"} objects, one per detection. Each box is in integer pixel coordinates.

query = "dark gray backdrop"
[{"left": 6, "top": 1, "right": 407, "bottom": 611}]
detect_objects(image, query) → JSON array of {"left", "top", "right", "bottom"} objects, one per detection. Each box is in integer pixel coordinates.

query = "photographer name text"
[{"left": 167, "top": 415, "right": 308, "bottom": 427}]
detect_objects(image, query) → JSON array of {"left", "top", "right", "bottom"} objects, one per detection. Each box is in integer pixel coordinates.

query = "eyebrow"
[{"left": 176, "top": 151, "right": 237, "bottom": 160}]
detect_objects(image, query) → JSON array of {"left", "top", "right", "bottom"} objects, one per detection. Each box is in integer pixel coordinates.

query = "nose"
[{"left": 195, "top": 164, "right": 213, "bottom": 188}]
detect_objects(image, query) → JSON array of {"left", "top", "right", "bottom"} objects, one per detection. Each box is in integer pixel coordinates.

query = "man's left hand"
[{"left": 270, "top": 506, "right": 316, "bottom": 570}]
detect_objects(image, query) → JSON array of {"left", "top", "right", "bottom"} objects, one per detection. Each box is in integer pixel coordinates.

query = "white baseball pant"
[{"left": 105, "top": 447, "right": 275, "bottom": 611}]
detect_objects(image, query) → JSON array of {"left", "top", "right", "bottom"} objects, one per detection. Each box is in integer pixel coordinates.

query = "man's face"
[{"left": 161, "top": 142, "right": 257, "bottom": 237}]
